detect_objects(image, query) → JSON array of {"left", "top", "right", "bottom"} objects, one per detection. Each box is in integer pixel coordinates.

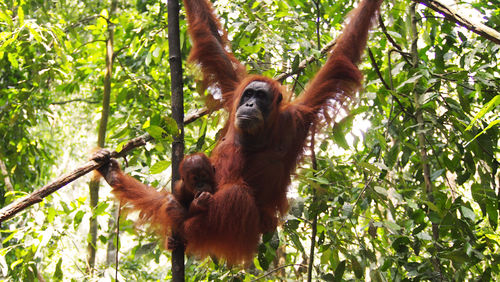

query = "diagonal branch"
[
  {"left": 0, "top": 102, "right": 215, "bottom": 223},
  {"left": 415, "top": 0, "right": 500, "bottom": 45},
  {"left": 0, "top": 134, "right": 152, "bottom": 223}
]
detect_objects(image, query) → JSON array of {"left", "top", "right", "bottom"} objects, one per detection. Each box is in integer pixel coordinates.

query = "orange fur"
[
  {"left": 174, "top": 153, "right": 216, "bottom": 209},
  {"left": 99, "top": 0, "right": 383, "bottom": 265},
  {"left": 178, "top": 0, "right": 382, "bottom": 264},
  {"left": 108, "top": 170, "right": 186, "bottom": 244}
]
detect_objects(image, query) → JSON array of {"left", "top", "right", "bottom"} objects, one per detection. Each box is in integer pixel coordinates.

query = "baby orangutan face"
[{"left": 179, "top": 153, "right": 216, "bottom": 197}]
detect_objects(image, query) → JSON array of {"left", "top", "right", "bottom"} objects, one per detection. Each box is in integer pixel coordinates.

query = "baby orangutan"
[
  {"left": 174, "top": 153, "right": 216, "bottom": 214},
  {"left": 92, "top": 150, "right": 215, "bottom": 250}
]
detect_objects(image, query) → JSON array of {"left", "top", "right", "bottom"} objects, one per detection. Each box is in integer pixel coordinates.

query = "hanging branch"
[
  {"left": 0, "top": 101, "right": 213, "bottom": 224},
  {"left": 415, "top": 0, "right": 500, "bottom": 45},
  {"left": 0, "top": 134, "right": 151, "bottom": 223}
]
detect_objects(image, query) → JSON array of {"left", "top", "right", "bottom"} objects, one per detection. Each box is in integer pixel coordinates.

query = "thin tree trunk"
[
  {"left": 307, "top": 128, "right": 318, "bottom": 282},
  {"left": 307, "top": 7, "right": 322, "bottom": 280},
  {"left": 168, "top": 0, "right": 185, "bottom": 280},
  {"left": 0, "top": 159, "right": 13, "bottom": 192},
  {"left": 409, "top": 4, "right": 442, "bottom": 280},
  {"left": 105, "top": 203, "right": 119, "bottom": 265},
  {"left": 87, "top": 0, "right": 117, "bottom": 273}
]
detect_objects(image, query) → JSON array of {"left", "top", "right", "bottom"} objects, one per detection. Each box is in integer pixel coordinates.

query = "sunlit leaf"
[{"left": 150, "top": 160, "right": 170, "bottom": 174}]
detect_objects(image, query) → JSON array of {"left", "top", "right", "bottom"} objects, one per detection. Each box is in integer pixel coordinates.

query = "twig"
[
  {"left": 415, "top": 0, "right": 500, "bottom": 44},
  {"left": 378, "top": 14, "right": 402, "bottom": 52},
  {"left": 275, "top": 39, "right": 336, "bottom": 83},
  {"left": 251, "top": 264, "right": 308, "bottom": 281},
  {"left": 367, "top": 48, "right": 390, "bottom": 90},
  {"left": 51, "top": 99, "right": 100, "bottom": 105},
  {"left": 184, "top": 107, "right": 211, "bottom": 125}
]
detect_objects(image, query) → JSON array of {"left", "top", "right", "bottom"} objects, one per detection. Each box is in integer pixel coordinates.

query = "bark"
[
  {"left": 307, "top": 127, "right": 318, "bottom": 282},
  {"left": 410, "top": 4, "right": 442, "bottom": 279},
  {"left": 0, "top": 159, "right": 13, "bottom": 192},
  {"left": 168, "top": 0, "right": 185, "bottom": 280},
  {"left": 87, "top": 0, "right": 117, "bottom": 273},
  {"left": 416, "top": 0, "right": 500, "bottom": 45}
]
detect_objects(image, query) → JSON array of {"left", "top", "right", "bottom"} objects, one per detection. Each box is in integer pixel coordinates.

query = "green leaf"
[
  {"left": 150, "top": 160, "right": 170, "bottom": 174},
  {"left": 333, "top": 260, "right": 346, "bottom": 282},
  {"left": 47, "top": 206, "right": 56, "bottom": 223},
  {"left": 18, "top": 7, "right": 24, "bottom": 25},
  {"left": 392, "top": 236, "right": 410, "bottom": 253},
  {"left": 486, "top": 204, "right": 498, "bottom": 229},
  {"left": 10, "top": 259, "right": 23, "bottom": 269},
  {"left": 135, "top": 243, "right": 157, "bottom": 258},
  {"left": 257, "top": 244, "right": 270, "bottom": 270},
  {"left": 465, "top": 95, "right": 499, "bottom": 131},
  {"left": 466, "top": 119, "right": 500, "bottom": 145},
  {"left": 2, "top": 230, "right": 17, "bottom": 244},
  {"left": 460, "top": 206, "right": 475, "bottom": 221},
  {"left": 415, "top": 232, "right": 432, "bottom": 241},
  {"left": 275, "top": 0, "right": 289, "bottom": 17},
  {"left": 0, "top": 10, "right": 13, "bottom": 27},
  {"left": 384, "top": 221, "right": 402, "bottom": 233},
  {"left": 73, "top": 210, "right": 85, "bottom": 229},
  {"left": 7, "top": 53, "right": 18, "bottom": 68},
  {"left": 288, "top": 231, "right": 304, "bottom": 253},
  {"left": 380, "top": 258, "right": 392, "bottom": 271},
  {"left": 291, "top": 54, "right": 300, "bottom": 72},
  {"left": 53, "top": 258, "right": 63, "bottom": 281},
  {"left": 351, "top": 258, "right": 363, "bottom": 279},
  {"left": 100, "top": 9, "right": 109, "bottom": 19},
  {"left": 152, "top": 46, "right": 160, "bottom": 58},
  {"left": 164, "top": 116, "right": 179, "bottom": 135},
  {"left": 320, "top": 248, "right": 332, "bottom": 265},
  {"left": 195, "top": 117, "right": 208, "bottom": 152},
  {"left": 311, "top": 176, "right": 330, "bottom": 185},
  {"left": 146, "top": 125, "right": 166, "bottom": 140},
  {"left": 374, "top": 186, "right": 387, "bottom": 196},
  {"left": 94, "top": 202, "right": 109, "bottom": 217},
  {"left": 28, "top": 25, "right": 45, "bottom": 43},
  {"left": 385, "top": 143, "right": 399, "bottom": 168},
  {"left": 430, "top": 169, "right": 444, "bottom": 181},
  {"left": 332, "top": 124, "right": 350, "bottom": 150},
  {"left": 358, "top": 162, "right": 382, "bottom": 173}
]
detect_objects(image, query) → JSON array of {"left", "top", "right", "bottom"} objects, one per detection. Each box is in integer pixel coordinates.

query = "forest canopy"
[{"left": 0, "top": 0, "right": 499, "bottom": 280}]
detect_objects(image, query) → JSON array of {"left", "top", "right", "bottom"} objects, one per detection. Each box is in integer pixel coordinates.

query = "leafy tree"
[{"left": 0, "top": 0, "right": 498, "bottom": 280}]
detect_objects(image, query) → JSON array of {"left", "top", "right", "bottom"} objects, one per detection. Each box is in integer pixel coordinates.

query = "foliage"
[{"left": 0, "top": 0, "right": 498, "bottom": 280}]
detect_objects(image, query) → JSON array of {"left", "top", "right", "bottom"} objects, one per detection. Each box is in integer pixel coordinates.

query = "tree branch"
[
  {"left": 51, "top": 98, "right": 100, "bottom": 105},
  {"left": 0, "top": 101, "right": 214, "bottom": 224},
  {"left": 415, "top": 0, "right": 500, "bottom": 45},
  {"left": 0, "top": 134, "right": 151, "bottom": 223}
]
